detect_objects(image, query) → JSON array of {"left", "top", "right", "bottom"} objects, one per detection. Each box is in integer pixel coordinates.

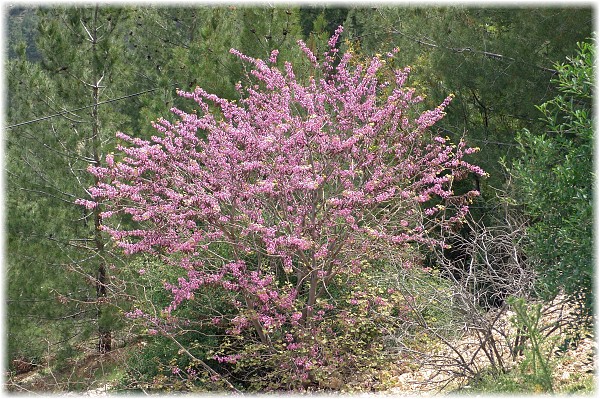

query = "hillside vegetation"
[{"left": 4, "top": 4, "right": 594, "bottom": 394}]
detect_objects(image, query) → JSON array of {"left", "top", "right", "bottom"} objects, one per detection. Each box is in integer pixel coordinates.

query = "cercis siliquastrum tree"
[{"left": 79, "top": 27, "right": 484, "bottom": 387}]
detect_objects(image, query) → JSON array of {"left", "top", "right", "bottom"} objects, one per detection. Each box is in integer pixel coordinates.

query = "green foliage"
[
  {"left": 462, "top": 368, "right": 594, "bottom": 395},
  {"left": 5, "top": 58, "right": 98, "bottom": 366},
  {"left": 510, "top": 41, "right": 593, "bottom": 313},
  {"left": 119, "top": 335, "right": 221, "bottom": 392},
  {"left": 6, "top": 6, "right": 41, "bottom": 61},
  {"left": 299, "top": 5, "right": 348, "bottom": 38},
  {"left": 463, "top": 350, "right": 594, "bottom": 395},
  {"left": 6, "top": 5, "right": 138, "bottom": 364},
  {"left": 115, "top": 255, "right": 235, "bottom": 391}
]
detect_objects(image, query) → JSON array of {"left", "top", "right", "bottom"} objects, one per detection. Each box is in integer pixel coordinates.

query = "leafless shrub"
[
  {"left": 382, "top": 209, "right": 538, "bottom": 390},
  {"left": 383, "top": 201, "right": 593, "bottom": 394}
]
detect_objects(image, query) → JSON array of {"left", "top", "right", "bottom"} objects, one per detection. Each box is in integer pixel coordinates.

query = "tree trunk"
[{"left": 89, "top": 3, "right": 111, "bottom": 354}]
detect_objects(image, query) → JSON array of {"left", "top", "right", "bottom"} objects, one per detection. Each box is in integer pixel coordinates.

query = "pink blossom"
[
  {"left": 290, "top": 312, "right": 302, "bottom": 325},
  {"left": 287, "top": 342, "right": 301, "bottom": 350},
  {"left": 82, "top": 25, "right": 484, "bottom": 377},
  {"left": 125, "top": 308, "right": 145, "bottom": 319},
  {"left": 214, "top": 353, "right": 242, "bottom": 364}
]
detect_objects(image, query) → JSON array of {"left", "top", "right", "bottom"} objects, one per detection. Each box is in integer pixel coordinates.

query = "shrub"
[
  {"left": 510, "top": 41, "right": 594, "bottom": 314},
  {"left": 80, "top": 26, "right": 484, "bottom": 391}
]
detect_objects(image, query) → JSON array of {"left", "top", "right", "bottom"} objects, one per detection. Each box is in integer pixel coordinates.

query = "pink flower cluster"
[{"left": 79, "top": 26, "right": 484, "bottom": 369}]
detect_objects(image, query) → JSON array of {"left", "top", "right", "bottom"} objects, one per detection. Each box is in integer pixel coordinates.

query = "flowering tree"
[{"left": 80, "top": 27, "right": 484, "bottom": 389}]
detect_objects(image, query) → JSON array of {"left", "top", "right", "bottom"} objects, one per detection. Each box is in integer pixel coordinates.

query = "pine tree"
[
  {"left": 6, "top": 4, "right": 138, "bottom": 359},
  {"left": 6, "top": 57, "right": 86, "bottom": 366}
]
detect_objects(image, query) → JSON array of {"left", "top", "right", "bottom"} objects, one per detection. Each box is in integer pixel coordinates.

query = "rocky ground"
[{"left": 382, "top": 295, "right": 596, "bottom": 395}]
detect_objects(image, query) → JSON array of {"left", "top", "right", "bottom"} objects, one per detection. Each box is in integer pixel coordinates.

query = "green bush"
[
  {"left": 510, "top": 41, "right": 593, "bottom": 314},
  {"left": 115, "top": 256, "right": 232, "bottom": 392}
]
